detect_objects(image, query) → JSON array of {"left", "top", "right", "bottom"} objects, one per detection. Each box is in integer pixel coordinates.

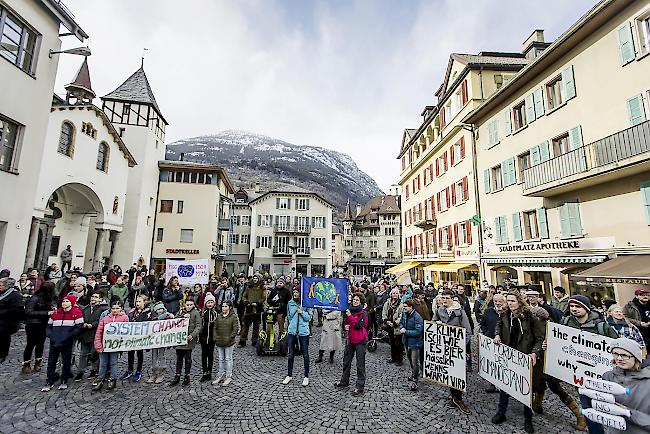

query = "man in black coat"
[
  {"left": 479, "top": 293, "right": 507, "bottom": 393},
  {"left": 76, "top": 293, "right": 108, "bottom": 380},
  {"left": 0, "top": 277, "right": 24, "bottom": 363}
]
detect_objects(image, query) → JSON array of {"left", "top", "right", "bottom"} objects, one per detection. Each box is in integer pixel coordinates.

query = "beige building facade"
[
  {"left": 465, "top": 0, "right": 650, "bottom": 305},
  {"left": 151, "top": 161, "right": 235, "bottom": 276}
]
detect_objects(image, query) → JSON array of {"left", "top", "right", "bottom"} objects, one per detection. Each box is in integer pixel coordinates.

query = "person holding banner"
[
  {"left": 170, "top": 299, "right": 202, "bottom": 386},
  {"left": 382, "top": 288, "right": 404, "bottom": 366},
  {"left": 282, "top": 288, "right": 312, "bottom": 386},
  {"left": 147, "top": 302, "right": 175, "bottom": 384},
  {"left": 492, "top": 291, "right": 545, "bottom": 433},
  {"left": 601, "top": 337, "right": 650, "bottom": 434},
  {"left": 121, "top": 295, "right": 150, "bottom": 382},
  {"left": 400, "top": 299, "right": 424, "bottom": 391},
  {"left": 335, "top": 293, "right": 370, "bottom": 396},
  {"left": 92, "top": 300, "right": 129, "bottom": 392}
]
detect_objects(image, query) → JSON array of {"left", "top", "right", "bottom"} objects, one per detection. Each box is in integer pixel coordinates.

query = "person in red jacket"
[
  {"left": 41, "top": 295, "right": 84, "bottom": 392},
  {"left": 335, "top": 292, "right": 369, "bottom": 396}
]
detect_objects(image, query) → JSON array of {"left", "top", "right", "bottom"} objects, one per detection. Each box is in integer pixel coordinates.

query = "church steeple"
[
  {"left": 65, "top": 58, "right": 95, "bottom": 105},
  {"left": 343, "top": 198, "right": 353, "bottom": 221}
]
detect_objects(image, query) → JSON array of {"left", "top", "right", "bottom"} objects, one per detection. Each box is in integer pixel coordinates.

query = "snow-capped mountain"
[{"left": 165, "top": 130, "right": 384, "bottom": 219}]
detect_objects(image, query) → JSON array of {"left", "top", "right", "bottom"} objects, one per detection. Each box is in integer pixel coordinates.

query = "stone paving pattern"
[{"left": 0, "top": 328, "right": 583, "bottom": 434}]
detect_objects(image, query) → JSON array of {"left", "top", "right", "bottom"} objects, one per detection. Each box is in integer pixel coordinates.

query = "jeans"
[
  {"left": 217, "top": 345, "right": 234, "bottom": 377},
  {"left": 498, "top": 390, "right": 532, "bottom": 421},
  {"left": 98, "top": 352, "right": 119, "bottom": 380},
  {"left": 201, "top": 341, "right": 215, "bottom": 373},
  {"left": 127, "top": 349, "right": 144, "bottom": 372},
  {"left": 151, "top": 348, "right": 166, "bottom": 369},
  {"left": 175, "top": 349, "right": 192, "bottom": 376},
  {"left": 287, "top": 334, "right": 310, "bottom": 377},
  {"left": 340, "top": 342, "right": 366, "bottom": 390},
  {"left": 580, "top": 394, "right": 604, "bottom": 434},
  {"left": 76, "top": 342, "right": 93, "bottom": 372},
  {"left": 46, "top": 344, "right": 74, "bottom": 384},
  {"left": 407, "top": 347, "right": 421, "bottom": 383},
  {"left": 23, "top": 324, "right": 47, "bottom": 361}
]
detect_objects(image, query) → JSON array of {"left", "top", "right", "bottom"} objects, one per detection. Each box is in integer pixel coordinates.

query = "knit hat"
[
  {"left": 610, "top": 337, "right": 644, "bottom": 363},
  {"left": 204, "top": 292, "right": 216, "bottom": 305},
  {"left": 277, "top": 277, "right": 285, "bottom": 284},
  {"left": 64, "top": 294, "right": 78, "bottom": 306},
  {"left": 635, "top": 288, "right": 649, "bottom": 296},
  {"left": 568, "top": 295, "right": 592, "bottom": 312},
  {"left": 75, "top": 276, "right": 87, "bottom": 286},
  {"left": 152, "top": 302, "right": 165, "bottom": 312}
]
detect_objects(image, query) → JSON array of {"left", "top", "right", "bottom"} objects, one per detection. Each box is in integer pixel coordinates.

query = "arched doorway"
[{"left": 30, "top": 183, "right": 105, "bottom": 273}]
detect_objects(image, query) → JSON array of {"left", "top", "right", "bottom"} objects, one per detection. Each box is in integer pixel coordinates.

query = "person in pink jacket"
[
  {"left": 92, "top": 300, "right": 129, "bottom": 392},
  {"left": 334, "top": 292, "right": 369, "bottom": 396}
]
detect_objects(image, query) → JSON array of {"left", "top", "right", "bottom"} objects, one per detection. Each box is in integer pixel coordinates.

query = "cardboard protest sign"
[
  {"left": 423, "top": 321, "right": 466, "bottom": 391},
  {"left": 165, "top": 259, "right": 209, "bottom": 285},
  {"left": 478, "top": 334, "right": 533, "bottom": 407},
  {"left": 544, "top": 322, "right": 615, "bottom": 386},
  {"left": 102, "top": 318, "right": 189, "bottom": 352}
]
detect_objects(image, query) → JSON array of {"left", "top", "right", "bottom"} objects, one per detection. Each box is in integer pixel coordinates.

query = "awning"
[
  {"left": 385, "top": 261, "right": 420, "bottom": 274},
  {"left": 484, "top": 256, "right": 607, "bottom": 265},
  {"left": 570, "top": 255, "right": 650, "bottom": 285},
  {"left": 423, "top": 262, "right": 478, "bottom": 273}
]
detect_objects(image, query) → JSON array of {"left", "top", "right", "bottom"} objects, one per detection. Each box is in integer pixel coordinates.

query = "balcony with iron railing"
[
  {"left": 273, "top": 224, "right": 312, "bottom": 234},
  {"left": 523, "top": 121, "right": 650, "bottom": 196},
  {"left": 412, "top": 209, "right": 437, "bottom": 230},
  {"left": 272, "top": 246, "right": 311, "bottom": 256}
]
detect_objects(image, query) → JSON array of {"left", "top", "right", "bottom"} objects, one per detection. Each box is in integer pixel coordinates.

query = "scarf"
[
  {"left": 0, "top": 287, "right": 17, "bottom": 302},
  {"left": 350, "top": 305, "right": 363, "bottom": 314}
]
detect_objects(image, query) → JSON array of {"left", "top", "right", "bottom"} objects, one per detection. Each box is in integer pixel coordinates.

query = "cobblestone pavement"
[{"left": 0, "top": 327, "right": 583, "bottom": 434}]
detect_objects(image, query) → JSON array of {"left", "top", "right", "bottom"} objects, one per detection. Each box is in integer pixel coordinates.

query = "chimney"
[
  {"left": 254, "top": 181, "right": 261, "bottom": 193},
  {"left": 356, "top": 203, "right": 361, "bottom": 217},
  {"left": 522, "top": 29, "right": 549, "bottom": 59},
  {"left": 179, "top": 152, "right": 185, "bottom": 161}
]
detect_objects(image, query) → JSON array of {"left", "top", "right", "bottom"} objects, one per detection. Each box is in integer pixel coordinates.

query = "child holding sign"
[{"left": 92, "top": 301, "right": 129, "bottom": 392}]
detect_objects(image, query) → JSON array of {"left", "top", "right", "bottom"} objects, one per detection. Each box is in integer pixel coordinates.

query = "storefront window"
[
  {"left": 524, "top": 271, "right": 553, "bottom": 296},
  {"left": 311, "top": 264, "right": 325, "bottom": 277},
  {"left": 493, "top": 266, "right": 517, "bottom": 286},
  {"left": 570, "top": 279, "right": 615, "bottom": 309}
]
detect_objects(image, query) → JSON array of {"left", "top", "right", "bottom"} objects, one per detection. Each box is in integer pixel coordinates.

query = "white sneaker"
[
  {"left": 211, "top": 374, "right": 225, "bottom": 385},
  {"left": 41, "top": 384, "right": 52, "bottom": 392},
  {"left": 282, "top": 376, "right": 292, "bottom": 385},
  {"left": 222, "top": 377, "right": 232, "bottom": 386},
  {"left": 58, "top": 383, "right": 68, "bottom": 390},
  {"left": 302, "top": 377, "right": 309, "bottom": 387}
]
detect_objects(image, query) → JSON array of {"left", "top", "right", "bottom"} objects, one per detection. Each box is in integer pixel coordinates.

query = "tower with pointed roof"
[
  {"left": 342, "top": 198, "right": 354, "bottom": 258},
  {"left": 101, "top": 65, "right": 168, "bottom": 268},
  {"left": 65, "top": 58, "right": 95, "bottom": 105}
]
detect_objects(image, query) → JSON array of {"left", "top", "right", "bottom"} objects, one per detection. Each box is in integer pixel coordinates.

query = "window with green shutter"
[
  {"left": 525, "top": 94, "right": 536, "bottom": 123},
  {"left": 536, "top": 207, "right": 549, "bottom": 239},
  {"left": 533, "top": 88, "right": 545, "bottom": 118},
  {"left": 504, "top": 110, "right": 512, "bottom": 136},
  {"left": 641, "top": 182, "right": 650, "bottom": 224},
  {"left": 484, "top": 169, "right": 491, "bottom": 193},
  {"left": 503, "top": 158, "right": 516, "bottom": 187},
  {"left": 618, "top": 23, "right": 636, "bottom": 65},
  {"left": 559, "top": 202, "right": 583, "bottom": 238},
  {"left": 494, "top": 216, "right": 508, "bottom": 244},
  {"left": 561, "top": 65, "right": 576, "bottom": 100},
  {"left": 539, "top": 140, "right": 550, "bottom": 162},
  {"left": 488, "top": 119, "right": 500, "bottom": 146},
  {"left": 512, "top": 213, "right": 522, "bottom": 241},
  {"left": 530, "top": 145, "right": 541, "bottom": 166},
  {"left": 627, "top": 95, "right": 647, "bottom": 126},
  {"left": 569, "top": 126, "right": 583, "bottom": 150}
]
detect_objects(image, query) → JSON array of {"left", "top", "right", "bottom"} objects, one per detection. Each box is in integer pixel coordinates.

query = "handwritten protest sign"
[
  {"left": 102, "top": 318, "right": 189, "bottom": 352},
  {"left": 544, "top": 322, "right": 615, "bottom": 386},
  {"left": 165, "top": 259, "right": 209, "bottom": 285},
  {"left": 478, "top": 334, "right": 532, "bottom": 407},
  {"left": 423, "top": 321, "right": 466, "bottom": 391}
]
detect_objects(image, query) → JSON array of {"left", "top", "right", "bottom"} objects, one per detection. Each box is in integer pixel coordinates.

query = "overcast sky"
[{"left": 55, "top": 0, "right": 595, "bottom": 191}]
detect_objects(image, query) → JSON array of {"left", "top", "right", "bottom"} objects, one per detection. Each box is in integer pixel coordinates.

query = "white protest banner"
[
  {"left": 423, "top": 320, "right": 466, "bottom": 391},
  {"left": 102, "top": 318, "right": 189, "bottom": 352},
  {"left": 165, "top": 259, "right": 209, "bottom": 285},
  {"left": 544, "top": 322, "right": 615, "bottom": 386},
  {"left": 478, "top": 334, "right": 533, "bottom": 407}
]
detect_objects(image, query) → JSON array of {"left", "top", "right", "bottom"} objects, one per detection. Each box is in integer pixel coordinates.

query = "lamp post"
[
  {"left": 288, "top": 245, "right": 297, "bottom": 279},
  {"left": 49, "top": 46, "right": 91, "bottom": 58}
]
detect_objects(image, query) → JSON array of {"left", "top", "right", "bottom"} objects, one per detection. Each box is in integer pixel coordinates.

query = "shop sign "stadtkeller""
[{"left": 498, "top": 241, "right": 579, "bottom": 253}]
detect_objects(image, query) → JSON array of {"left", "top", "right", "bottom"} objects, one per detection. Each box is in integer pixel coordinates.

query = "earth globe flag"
[{"left": 301, "top": 277, "right": 349, "bottom": 311}]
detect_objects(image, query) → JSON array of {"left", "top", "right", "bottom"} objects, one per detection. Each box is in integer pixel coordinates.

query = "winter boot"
[
  {"left": 532, "top": 390, "right": 545, "bottom": 414},
  {"left": 106, "top": 379, "right": 117, "bottom": 391},
  {"left": 169, "top": 375, "right": 181, "bottom": 386},
  {"left": 329, "top": 351, "right": 335, "bottom": 364},
  {"left": 200, "top": 372, "right": 211, "bottom": 382},
  {"left": 21, "top": 360, "right": 32, "bottom": 374},
  {"left": 92, "top": 380, "right": 103, "bottom": 392},
  {"left": 33, "top": 358, "right": 42, "bottom": 372},
  {"left": 564, "top": 397, "right": 587, "bottom": 431},
  {"left": 155, "top": 368, "right": 166, "bottom": 384},
  {"left": 146, "top": 368, "right": 157, "bottom": 384},
  {"left": 315, "top": 350, "right": 324, "bottom": 363},
  {"left": 182, "top": 375, "right": 191, "bottom": 386}
]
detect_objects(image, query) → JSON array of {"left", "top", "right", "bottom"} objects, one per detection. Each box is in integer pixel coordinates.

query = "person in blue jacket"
[
  {"left": 400, "top": 299, "right": 424, "bottom": 391},
  {"left": 282, "top": 287, "right": 312, "bottom": 387}
]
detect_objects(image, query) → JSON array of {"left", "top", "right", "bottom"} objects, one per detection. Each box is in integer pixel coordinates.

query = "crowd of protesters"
[{"left": 1, "top": 261, "right": 649, "bottom": 433}]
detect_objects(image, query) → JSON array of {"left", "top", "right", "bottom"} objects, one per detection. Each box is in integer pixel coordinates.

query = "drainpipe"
[
  {"left": 148, "top": 171, "right": 162, "bottom": 274},
  {"left": 461, "top": 123, "right": 484, "bottom": 283}
]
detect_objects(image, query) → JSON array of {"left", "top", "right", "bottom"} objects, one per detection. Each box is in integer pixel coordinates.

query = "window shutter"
[
  {"left": 461, "top": 80, "right": 468, "bottom": 105},
  {"left": 312, "top": 217, "right": 316, "bottom": 228},
  {"left": 460, "top": 137, "right": 466, "bottom": 158},
  {"left": 500, "top": 216, "right": 508, "bottom": 244},
  {"left": 627, "top": 94, "right": 647, "bottom": 126},
  {"left": 512, "top": 213, "right": 522, "bottom": 241},
  {"left": 429, "top": 164, "right": 434, "bottom": 180},
  {"left": 311, "top": 238, "right": 315, "bottom": 249},
  {"left": 504, "top": 111, "right": 512, "bottom": 136},
  {"left": 276, "top": 198, "right": 280, "bottom": 209},
  {"left": 256, "top": 236, "right": 260, "bottom": 248},
  {"left": 438, "top": 228, "right": 443, "bottom": 247},
  {"left": 449, "top": 145, "right": 455, "bottom": 166},
  {"left": 406, "top": 185, "right": 409, "bottom": 199},
  {"left": 525, "top": 93, "right": 536, "bottom": 123},
  {"left": 530, "top": 145, "right": 541, "bottom": 166},
  {"left": 534, "top": 87, "right": 545, "bottom": 117},
  {"left": 435, "top": 159, "right": 440, "bottom": 176},
  {"left": 502, "top": 158, "right": 515, "bottom": 187},
  {"left": 567, "top": 202, "right": 582, "bottom": 236},
  {"left": 453, "top": 223, "right": 459, "bottom": 246},
  {"left": 451, "top": 183, "right": 457, "bottom": 206},
  {"left": 641, "top": 182, "right": 650, "bottom": 224},
  {"left": 462, "top": 177, "right": 469, "bottom": 201},
  {"left": 559, "top": 204, "right": 570, "bottom": 237},
  {"left": 484, "top": 169, "right": 491, "bottom": 193},
  {"left": 307, "top": 199, "right": 310, "bottom": 210},
  {"left": 465, "top": 220, "right": 472, "bottom": 244},
  {"left": 618, "top": 23, "right": 636, "bottom": 65},
  {"left": 536, "top": 207, "right": 549, "bottom": 239},
  {"left": 295, "top": 199, "right": 299, "bottom": 209},
  {"left": 440, "top": 109, "right": 446, "bottom": 128},
  {"left": 494, "top": 217, "right": 502, "bottom": 244},
  {"left": 569, "top": 126, "right": 583, "bottom": 150},
  {"left": 257, "top": 215, "right": 261, "bottom": 226},
  {"left": 436, "top": 192, "right": 441, "bottom": 211},
  {"left": 561, "top": 65, "right": 576, "bottom": 101},
  {"left": 237, "top": 216, "right": 241, "bottom": 225},
  {"left": 443, "top": 153, "right": 448, "bottom": 171},
  {"left": 539, "top": 141, "right": 550, "bottom": 162},
  {"left": 445, "top": 187, "right": 450, "bottom": 207}
]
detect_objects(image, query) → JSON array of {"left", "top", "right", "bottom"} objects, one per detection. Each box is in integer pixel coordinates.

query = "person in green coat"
[
  {"left": 107, "top": 276, "right": 129, "bottom": 306},
  {"left": 169, "top": 299, "right": 202, "bottom": 386},
  {"left": 212, "top": 300, "right": 240, "bottom": 387}
]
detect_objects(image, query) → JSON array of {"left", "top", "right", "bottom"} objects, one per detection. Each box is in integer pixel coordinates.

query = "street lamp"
[{"left": 49, "top": 46, "right": 91, "bottom": 58}]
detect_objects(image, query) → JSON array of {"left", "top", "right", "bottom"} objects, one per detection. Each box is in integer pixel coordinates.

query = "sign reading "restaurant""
[{"left": 499, "top": 241, "right": 579, "bottom": 253}]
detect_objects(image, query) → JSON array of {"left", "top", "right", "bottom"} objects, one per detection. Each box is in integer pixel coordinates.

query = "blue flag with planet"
[{"left": 301, "top": 277, "right": 349, "bottom": 311}]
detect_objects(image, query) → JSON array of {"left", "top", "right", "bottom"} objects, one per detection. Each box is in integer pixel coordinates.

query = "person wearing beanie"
[
  {"left": 169, "top": 298, "right": 202, "bottom": 387},
  {"left": 199, "top": 292, "right": 218, "bottom": 382},
  {"left": 266, "top": 278, "right": 291, "bottom": 336},
  {"left": 120, "top": 294, "right": 150, "bottom": 383},
  {"left": 147, "top": 302, "right": 175, "bottom": 384},
  {"left": 561, "top": 294, "right": 618, "bottom": 434},
  {"left": 75, "top": 292, "right": 108, "bottom": 382},
  {"left": 335, "top": 292, "right": 370, "bottom": 397},
  {"left": 42, "top": 294, "right": 84, "bottom": 391},
  {"left": 239, "top": 274, "right": 265, "bottom": 347},
  {"left": 602, "top": 337, "right": 650, "bottom": 434}
]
